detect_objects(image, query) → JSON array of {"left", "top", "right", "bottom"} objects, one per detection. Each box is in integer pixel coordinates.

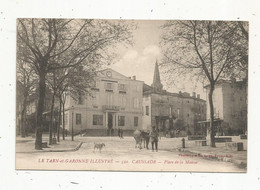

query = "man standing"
[
  {"left": 118, "top": 128, "right": 121, "bottom": 138},
  {"left": 150, "top": 126, "right": 159, "bottom": 152},
  {"left": 120, "top": 128, "right": 124, "bottom": 139}
]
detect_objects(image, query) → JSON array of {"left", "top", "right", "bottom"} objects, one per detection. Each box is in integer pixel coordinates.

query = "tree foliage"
[
  {"left": 160, "top": 20, "right": 248, "bottom": 147},
  {"left": 17, "top": 18, "right": 136, "bottom": 149},
  {"left": 161, "top": 21, "right": 248, "bottom": 84}
]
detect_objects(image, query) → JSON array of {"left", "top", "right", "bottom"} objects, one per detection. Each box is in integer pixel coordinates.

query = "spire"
[{"left": 151, "top": 59, "right": 163, "bottom": 92}]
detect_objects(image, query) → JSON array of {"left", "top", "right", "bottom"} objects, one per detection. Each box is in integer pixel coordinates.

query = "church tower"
[{"left": 151, "top": 60, "right": 163, "bottom": 92}]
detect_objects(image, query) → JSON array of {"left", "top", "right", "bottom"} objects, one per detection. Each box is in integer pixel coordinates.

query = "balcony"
[
  {"left": 119, "top": 90, "right": 126, "bottom": 94},
  {"left": 91, "top": 87, "right": 99, "bottom": 91},
  {"left": 102, "top": 105, "right": 120, "bottom": 111}
]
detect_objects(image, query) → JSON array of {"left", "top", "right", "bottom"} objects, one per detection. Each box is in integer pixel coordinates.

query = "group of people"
[
  {"left": 117, "top": 126, "right": 159, "bottom": 151},
  {"left": 133, "top": 126, "right": 159, "bottom": 152}
]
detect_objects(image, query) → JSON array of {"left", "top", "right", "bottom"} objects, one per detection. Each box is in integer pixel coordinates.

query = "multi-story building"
[
  {"left": 64, "top": 68, "right": 144, "bottom": 136},
  {"left": 204, "top": 79, "right": 247, "bottom": 135},
  {"left": 142, "top": 61, "right": 206, "bottom": 137}
]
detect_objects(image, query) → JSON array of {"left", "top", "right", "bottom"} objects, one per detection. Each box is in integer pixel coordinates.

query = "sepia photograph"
[{"left": 15, "top": 18, "right": 248, "bottom": 172}]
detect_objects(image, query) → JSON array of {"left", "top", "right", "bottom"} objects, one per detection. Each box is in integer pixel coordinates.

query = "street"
[{"left": 16, "top": 136, "right": 246, "bottom": 172}]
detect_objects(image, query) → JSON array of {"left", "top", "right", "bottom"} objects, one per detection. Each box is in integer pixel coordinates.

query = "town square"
[{"left": 16, "top": 19, "right": 248, "bottom": 172}]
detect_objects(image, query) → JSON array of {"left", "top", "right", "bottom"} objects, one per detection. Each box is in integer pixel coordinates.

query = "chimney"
[
  {"left": 132, "top": 76, "right": 136, "bottom": 80},
  {"left": 179, "top": 91, "right": 182, "bottom": 94},
  {"left": 197, "top": 94, "right": 200, "bottom": 99},
  {"left": 192, "top": 92, "right": 196, "bottom": 98}
]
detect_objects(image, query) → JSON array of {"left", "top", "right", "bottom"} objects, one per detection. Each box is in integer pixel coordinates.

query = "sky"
[{"left": 108, "top": 20, "right": 207, "bottom": 100}]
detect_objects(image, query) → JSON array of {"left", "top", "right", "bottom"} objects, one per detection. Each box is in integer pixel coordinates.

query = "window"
[
  {"left": 106, "top": 83, "right": 113, "bottom": 90},
  {"left": 93, "top": 115, "right": 103, "bottom": 125},
  {"left": 94, "top": 81, "right": 99, "bottom": 88},
  {"left": 91, "top": 81, "right": 99, "bottom": 91},
  {"left": 119, "top": 94, "right": 127, "bottom": 107},
  {"left": 133, "top": 98, "right": 139, "bottom": 108},
  {"left": 134, "top": 117, "right": 138, "bottom": 127},
  {"left": 91, "top": 92, "right": 99, "bottom": 106},
  {"left": 145, "top": 106, "right": 149, "bottom": 116},
  {"left": 118, "top": 84, "right": 126, "bottom": 91},
  {"left": 106, "top": 93, "right": 113, "bottom": 106},
  {"left": 118, "top": 116, "right": 125, "bottom": 126},
  {"left": 76, "top": 113, "right": 81, "bottom": 125}
]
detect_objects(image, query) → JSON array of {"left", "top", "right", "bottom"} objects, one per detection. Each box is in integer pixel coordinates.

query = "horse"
[{"left": 133, "top": 130, "right": 150, "bottom": 149}]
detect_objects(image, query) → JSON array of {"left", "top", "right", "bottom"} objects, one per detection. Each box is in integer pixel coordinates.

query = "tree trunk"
[
  {"left": 17, "top": 118, "right": 21, "bottom": 136},
  {"left": 208, "top": 85, "right": 216, "bottom": 147},
  {"left": 49, "top": 71, "right": 57, "bottom": 145},
  {"left": 35, "top": 71, "right": 46, "bottom": 150},
  {"left": 62, "top": 101, "right": 65, "bottom": 140},
  {"left": 57, "top": 97, "right": 62, "bottom": 142},
  {"left": 49, "top": 92, "right": 55, "bottom": 145},
  {"left": 21, "top": 74, "right": 28, "bottom": 138},
  {"left": 21, "top": 96, "right": 27, "bottom": 138}
]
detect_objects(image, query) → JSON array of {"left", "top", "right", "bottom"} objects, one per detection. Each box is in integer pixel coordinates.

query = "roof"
[
  {"left": 97, "top": 68, "right": 144, "bottom": 82},
  {"left": 143, "top": 83, "right": 153, "bottom": 92},
  {"left": 151, "top": 60, "right": 163, "bottom": 91},
  {"left": 204, "top": 79, "right": 247, "bottom": 89},
  {"left": 143, "top": 83, "right": 205, "bottom": 102}
]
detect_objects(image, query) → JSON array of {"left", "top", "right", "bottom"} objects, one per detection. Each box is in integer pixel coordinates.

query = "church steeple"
[{"left": 151, "top": 59, "right": 163, "bottom": 92}]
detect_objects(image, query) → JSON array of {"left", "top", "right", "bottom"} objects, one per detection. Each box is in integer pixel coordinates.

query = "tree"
[
  {"left": 47, "top": 64, "right": 97, "bottom": 143},
  {"left": 17, "top": 18, "right": 135, "bottom": 149},
  {"left": 16, "top": 59, "right": 37, "bottom": 137},
  {"left": 223, "top": 22, "right": 248, "bottom": 80},
  {"left": 160, "top": 21, "right": 248, "bottom": 147},
  {"left": 45, "top": 70, "right": 58, "bottom": 145}
]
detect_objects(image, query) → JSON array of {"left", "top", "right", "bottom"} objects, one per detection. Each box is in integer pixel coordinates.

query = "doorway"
[
  {"left": 108, "top": 113, "right": 113, "bottom": 129},
  {"left": 107, "top": 113, "right": 114, "bottom": 136}
]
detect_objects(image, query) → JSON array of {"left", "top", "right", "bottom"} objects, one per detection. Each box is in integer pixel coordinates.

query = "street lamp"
[{"left": 71, "top": 105, "right": 74, "bottom": 141}]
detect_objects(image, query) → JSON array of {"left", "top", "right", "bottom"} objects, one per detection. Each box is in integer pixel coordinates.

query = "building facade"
[
  {"left": 64, "top": 68, "right": 144, "bottom": 136},
  {"left": 142, "top": 61, "right": 206, "bottom": 137},
  {"left": 204, "top": 79, "right": 247, "bottom": 135}
]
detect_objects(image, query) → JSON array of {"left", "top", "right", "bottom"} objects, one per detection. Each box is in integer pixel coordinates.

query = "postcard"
[{"left": 16, "top": 18, "right": 248, "bottom": 172}]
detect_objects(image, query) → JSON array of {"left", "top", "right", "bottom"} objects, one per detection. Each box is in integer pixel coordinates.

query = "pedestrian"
[
  {"left": 118, "top": 128, "right": 121, "bottom": 138},
  {"left": 112, "top": 128, "right": 114, "bottom": 136},
  {"left": 120, "top": 128, "right": 124, "bottom": 139},
  {"left": 150, "top": 126, "right": 159, "bottom": 152}
]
